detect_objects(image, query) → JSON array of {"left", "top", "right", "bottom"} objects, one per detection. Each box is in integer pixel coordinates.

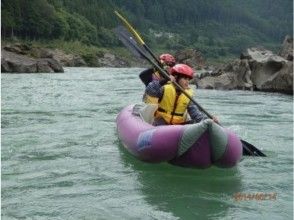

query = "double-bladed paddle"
[{"left": 114, "top": 11, "right": 266, "bottom": 157}]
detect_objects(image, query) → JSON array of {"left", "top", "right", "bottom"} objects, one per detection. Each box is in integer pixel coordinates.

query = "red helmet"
[
  {"left": 170, "top": 64, "right": 194, "bottom": 79},
  {"left": 159, "top": 53, "right": 176, "bottom": 66}
]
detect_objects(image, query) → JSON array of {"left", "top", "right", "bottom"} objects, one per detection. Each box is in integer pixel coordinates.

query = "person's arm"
[
  {"left": 187, "top": 102, "right": 208, "bottom": 123},
  {"left": 145, "top": 80, "right": 165, "bottom": 98},
  {"left": 187, "top": 101, "right": 220, "bottom": 123},
  {"left": 139, "top": 68, "right": 155, "bottom": 86}
]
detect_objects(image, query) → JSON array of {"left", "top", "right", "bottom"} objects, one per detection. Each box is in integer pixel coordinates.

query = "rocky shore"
[
  {"left": 1, "top": 36, "right": 293, "bottom": 94},
  {"left": 1, "top": 44, "right": 64, "bottom": 73},
  {"left": 1, "top": 43, "right": 142, "bottom": 73},
  {"left": 193, "top": 36, "right": 293, "bottom": 95}
]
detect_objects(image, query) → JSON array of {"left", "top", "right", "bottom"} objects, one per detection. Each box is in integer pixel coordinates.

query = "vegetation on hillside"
[{"left": 1, "top": 0, "right": 293, "bottom": 59}]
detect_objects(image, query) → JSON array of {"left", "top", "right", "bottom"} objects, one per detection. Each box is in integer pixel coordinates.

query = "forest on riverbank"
[{"left": 2, "top": 0, "right": 293, "bottom": 60}]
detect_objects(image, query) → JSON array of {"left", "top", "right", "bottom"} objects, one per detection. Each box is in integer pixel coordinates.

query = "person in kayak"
[
  {"left": 145, "top": 63, "right": 219, "bottom": 126},
  {"left": 139, "top": 53, "right": 176, "bottom": 86},
  {"left": 140, "top": 54, "right": 176, "bottom": 104}
]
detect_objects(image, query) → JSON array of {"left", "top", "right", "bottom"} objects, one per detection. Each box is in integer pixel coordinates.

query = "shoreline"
[{"left": 1, "top": 38, "right": 293, "bottom": 95}]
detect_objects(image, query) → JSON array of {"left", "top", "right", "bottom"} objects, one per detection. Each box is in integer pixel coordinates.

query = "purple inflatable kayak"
[{"left": 116, "top": 104, "right": 242, "bottom": 168}]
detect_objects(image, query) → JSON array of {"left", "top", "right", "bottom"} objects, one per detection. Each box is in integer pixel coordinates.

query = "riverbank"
[
  {"left": 1, "top": 39, "right": 235, "bottom": 69},
  {"left": 1, "top": 40, "right": 147, "bottom": 69},
  {"left": 1, "top": 36, "right": 293, "bottom": 95},
  {"left": 194, "top": 36, "right": 293, "bottom": 95}
]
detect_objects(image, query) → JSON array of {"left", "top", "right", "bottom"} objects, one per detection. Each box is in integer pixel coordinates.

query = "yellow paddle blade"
[{"left": 114, "top": 10, "right": 145, "bottom": 46}]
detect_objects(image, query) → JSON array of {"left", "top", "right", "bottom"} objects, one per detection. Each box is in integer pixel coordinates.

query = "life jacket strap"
[{"left": 157, "top": 107, "right": 184, "bottom": 116}]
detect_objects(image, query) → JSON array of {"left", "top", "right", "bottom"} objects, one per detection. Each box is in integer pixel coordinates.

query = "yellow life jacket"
[
  {"left": 155, "top": 83, "right": 193, "bottom": 124},
  {"left": 143, "top": 94, "right": 159, "bottom": 104}
]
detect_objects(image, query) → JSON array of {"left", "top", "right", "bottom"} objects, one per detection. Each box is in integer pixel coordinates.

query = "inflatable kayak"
[{"left": 116, "top": 104, "right": 242, "bottom": 168}]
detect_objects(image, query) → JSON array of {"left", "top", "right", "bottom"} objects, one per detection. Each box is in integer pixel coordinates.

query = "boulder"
[
  {"left": 49, "top": 49, "right": 87, "bottom": 67},
  {"left": 196, "top": 73, "right": 237, "bottom": 90},
  {"left": 259, "top": 61, "right": 293, "bottom": 94},
  {"left": 2, "top": 43, "right": 87, "bottom": 68},
  {"left": 39, "top": 58, "right": 64, "bottom": 73},
  {"left": 196, "top": 46, "right": 293, "bottom": 94},
  {"left": 96, "top": 52, "right": 130, "bottom": 67},
  {"left": 36, "top": 59, "right": 54, "bottom": 73},
  {"left": 278, "top": 35, "right": 293, "bottom": 61},
  {"left": 175, "top": 49, "right": 206, "bottom": 69},
  {"left": 31, "top": 47, "right": 54, "bottom": 59},
  {"left": 2, "top": 50, "right": 37, "bottom": 73},
  {"left": 1, "top": 49, "right": 63, "bottom": 73},
  {"left": 3, "top": 43, "right": 30, "bottom": 55},
  {"left": 247, "top": 47, "right": 292, "bottom": 93}
]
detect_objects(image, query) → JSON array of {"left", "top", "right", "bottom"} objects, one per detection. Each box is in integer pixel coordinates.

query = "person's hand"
[
  {"left": 212, "top": 116, "right": 219, "bottom": 124},
  {"left": 169, "top": 75, "right": 176, "bottom": 82}
]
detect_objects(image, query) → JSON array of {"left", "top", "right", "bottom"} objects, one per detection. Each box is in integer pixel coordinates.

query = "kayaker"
[
  {"left": 140, "top": 54, "right": 176, "bottom": 104},
  {"left": 139, "top": 53, "right": 176, "bottom": 86},
  {"left": 145, "top": 63, "right": 219, "bottom": 126}
]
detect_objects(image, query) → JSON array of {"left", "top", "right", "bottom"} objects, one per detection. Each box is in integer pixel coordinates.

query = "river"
[{"left": 1, "top": 67, "right": 293, "bottom": 219}]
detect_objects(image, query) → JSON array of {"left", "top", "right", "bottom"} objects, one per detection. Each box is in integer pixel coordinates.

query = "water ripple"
[{"left": 1, "top": 68, "right": 292, "bottom": 220}]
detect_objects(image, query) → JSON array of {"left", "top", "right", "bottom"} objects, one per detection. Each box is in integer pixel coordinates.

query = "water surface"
[{"left": 2, "top": 68, "right": 293, "bottom": 219}]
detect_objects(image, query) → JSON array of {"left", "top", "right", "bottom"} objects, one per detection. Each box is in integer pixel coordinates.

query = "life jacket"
[
  {"left": 143, "top": 94, "right": 159, "bottom": 104},
  {"left": 143, "top": 68, "right": 171, "bottom": 104},
  {"left": 155, "top": 83, "right": 193, "bottom": 124}
]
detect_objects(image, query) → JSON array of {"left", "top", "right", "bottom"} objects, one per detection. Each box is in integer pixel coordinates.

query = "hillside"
[{"left": 1, "top": 0, "right": 293, "bottom": 59}]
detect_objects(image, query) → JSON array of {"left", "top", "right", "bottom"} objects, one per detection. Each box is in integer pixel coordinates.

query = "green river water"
[{"left": 1, "top": 68, "right": 293, "bottom": 220}]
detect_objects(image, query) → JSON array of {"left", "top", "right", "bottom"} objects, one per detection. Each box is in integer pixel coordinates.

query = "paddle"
[
  {"left": 114, "top": 11, "right": 161, "bottom": 66},
  {"left": 114, "top": 11, "right": 266, "bottom": 157}
]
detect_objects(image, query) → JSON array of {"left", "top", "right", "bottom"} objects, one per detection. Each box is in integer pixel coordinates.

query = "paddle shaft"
[{"left": 115, "top": 11, "right": 161, "bottom": 65}]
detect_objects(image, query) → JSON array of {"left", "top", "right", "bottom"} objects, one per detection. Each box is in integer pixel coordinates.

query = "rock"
[
  {"left": 49, "top": 49, "right": 87, "bottom": 67},
  {"left": 196, "top": 45, "right": 293, "bottom": 94},
  {"left": 278, "top": 35, "right": 293, "bottom": 61},
  {"left": 1, "top": 49, "right": 64, "bottom": 73},
  {"left": 39, "top": 58, "right": 64, "bottom": 73},
  {"left": 3, "top": 43, "right": 30, "bottom": 55},
  {"left": 96, "top": 52, "right": 130, "bottom": 67},
  {"left": 1, "top": 42, "right": 146, "bottom": 68},
  {"left": 223, "top": 59, "right": 240, "bottom": 72},
  {"left": 3, "top": 44, "right": 87, "bottom": 67},
  {"left": 196, "top": 73, "right": 237, "bottom": 90},
  {"left": 259, "top": 61, "right": 293, "bottom": 94},
  {"left": 36, "top": 59, "right": 54, "bottom": 73},
  {"left": 1, "top": 50, "right": 37, "bottom": 73},
  {"left": 31, "top": 47, "right": 54, "bottom": 58},
  {"left": 247, "top": 47, "right": 292, "bottom": 93},
  {"left": 175, "top": 49, "right": 206, "bottom": 69}
]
